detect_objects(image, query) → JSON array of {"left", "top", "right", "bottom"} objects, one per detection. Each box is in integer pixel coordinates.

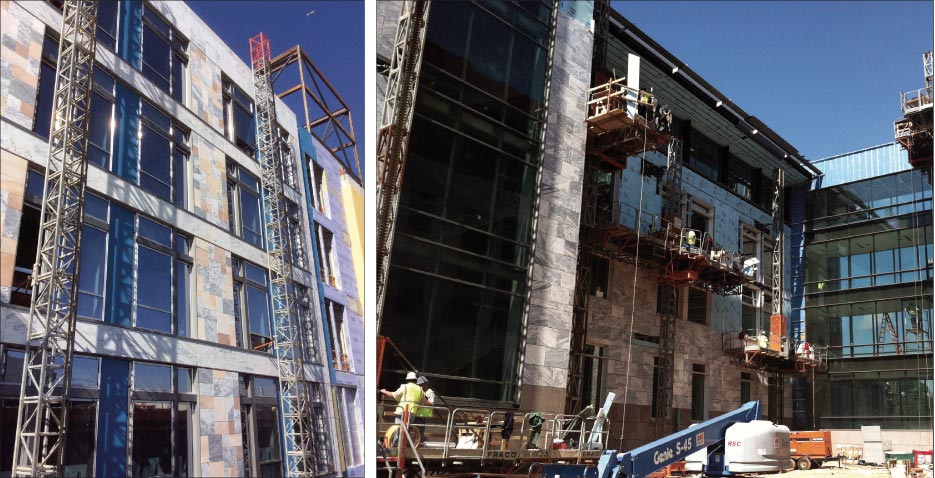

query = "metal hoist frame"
[
  {"left": 250, "top": 33, "right": 313, "bottom": 477},
  {"left": 771, "top": 168, "right": 784, "bottom": 317},
  {"left": 12, "top": 2, "right": 98, "bottom": 476},
  {"left": 566, "top": 155, "right": 601, "bottom": 415},
  {"left": 655, "top": 137, "right": 683, "bottom": 439},
  {"left": 376, "top": 0, "right": 430, "bottom": 333}
]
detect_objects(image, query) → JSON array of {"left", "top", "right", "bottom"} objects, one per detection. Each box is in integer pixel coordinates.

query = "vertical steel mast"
[
  {"left": 655, "top": 137, "right": 683, "bottom": 438},
  {"left": 376, "top": 1, "right": 430, "bottom": 332},
  {"left": 11, "top": 1, "right": 98, "bottom": 476},
  {"left": 250, "top": 33, "right": 313, "bottom": 477}
]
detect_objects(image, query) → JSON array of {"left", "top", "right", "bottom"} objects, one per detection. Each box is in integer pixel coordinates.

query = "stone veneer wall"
[
  {"left": 191, "top": 134, "right": 229, "bottom": 229},
  {"left": 193, "top": 238, "right": 237, "bottom": 346},
  {"left": 520, "top": 5, "right": 593, "bottom": 413},
  {"left": 0, "top": 150, "right": 27, "bottom": 304},
  {"left": 0, "top": 0, "right": 43, "bottom": 130},
  {"left": 188, "top": 43, "right": 225, "bottom": 132},
  {"left": 198, "top": 369, "right": 243, "bottom": 477},
  {"left": 588, "top": 260, "right": 774, "bottom": 451}
]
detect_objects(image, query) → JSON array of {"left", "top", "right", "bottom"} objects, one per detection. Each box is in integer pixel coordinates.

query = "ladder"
[
  {"left": 376, "top": 1, "right": 431, "bottom": 333},
  {"left": 12, "top": 2, "right": 98, "bottom": 476},
  {"left": 249, "top": 33, "right": 313, "bottom": 476},
  {"left": 878, "top": 312, "right": 902, "bottom": 355}
]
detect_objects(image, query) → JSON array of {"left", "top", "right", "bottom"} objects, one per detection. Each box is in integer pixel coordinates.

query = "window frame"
[
  {"left": 227, "top": 162, "right": 265, "bottom": 249},
  {"left": 222, "top": 76, "right": 256, "bottom": 155},
  {"left": 239, "top": 375, "right": 282, "bottom": 477},
  {"left": 129, "top": 361, "right": 196, "bottom": 478},
  {"left": 141, "top": 4, "right": 188, "bottom": 104},
  {"left": 325, "top": 299, "right": 350, "bottom": 371},
  {"left": 138, "top": 99, "right": 191, "bottom": 208},
  {"left": 232, "top": 257, "right": 274, "bottom": 353},
  {"left": 132, "top": 215, "right": 193, "bottom": 336}
]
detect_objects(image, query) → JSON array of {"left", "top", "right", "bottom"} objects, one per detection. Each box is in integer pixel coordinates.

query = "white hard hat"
[{"left": 406, "top": 371, "right": 417, "bottom": 381}]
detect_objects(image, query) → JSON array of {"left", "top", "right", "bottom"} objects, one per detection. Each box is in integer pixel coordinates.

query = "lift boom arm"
[{"left": 540, "top": 401, "right": 761, "bottom": 478}]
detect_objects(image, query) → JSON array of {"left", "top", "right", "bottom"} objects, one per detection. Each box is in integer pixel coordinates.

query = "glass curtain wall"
[
  {"left": 380, "top": 0, "right": 554, "bottom": 402},
  {"left": 801, "top": 168, "right": 934, "bottom": 429}
]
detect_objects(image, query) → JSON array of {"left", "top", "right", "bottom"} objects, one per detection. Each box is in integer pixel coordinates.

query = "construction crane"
[
  {"left": 376, "top": 1, "right": 430, "bottom": 332},
  {"left": 11, "top": 1, "right": 98, "bottom": 476},
  {"left": 249, "top": 32, "right": 313, "bottom": 477}
]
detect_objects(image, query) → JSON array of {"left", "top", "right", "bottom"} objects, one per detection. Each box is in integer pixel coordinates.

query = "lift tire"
[
  {"left": 797, "top": 456, "right": 812, "bottom": 470},
  {"left": 384, "top": 424, "right": 423, "bottom": 448}
]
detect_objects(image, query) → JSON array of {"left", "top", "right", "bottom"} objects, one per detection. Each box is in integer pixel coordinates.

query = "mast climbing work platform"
[
  {"left": 12, "top": 1, "right": 98, "bottom": 476},
  {"left": 250, "top": 32, "right": 314, "bottom": 477},
  {"left": 895, "top": 51, "right": 933, "bottom": 168},
  {"left": 376, "top": 1, "right": 430, "bottom": 333}
]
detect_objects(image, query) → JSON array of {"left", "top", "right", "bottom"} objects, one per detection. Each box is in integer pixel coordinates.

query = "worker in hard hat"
[
  {"left": 684, "top": 229, "right": 697, "bottom": 253},
  {"left": 412, "top": 376, "right": 436, "bottom": 443},
  {"left": 379, "top": 371, "right": 425, "bottom": 425}
]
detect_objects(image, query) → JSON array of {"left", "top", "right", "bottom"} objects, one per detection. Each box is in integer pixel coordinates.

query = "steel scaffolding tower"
[
  {"left": 11, "top": 1, "right": 98, "bottom": 476},
  {"left": 770, "top": 168, "right": 784, "bottom": 318},
  {"left": 376, "top": 1, "right": 430, "bottom": 332},
  {"left": 655, "top": 137, "right": 683, "bottom": 439},
  {"left": 250, "top": 32, "right": 313, "bottom": 477}
]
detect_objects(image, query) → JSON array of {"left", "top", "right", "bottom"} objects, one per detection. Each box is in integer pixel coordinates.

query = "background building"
[
  {"left": 791, "top": 143, "right": 933, "bottom": 448},
  {"left": 0, "top": 1, "right": 361, "bottom": 476}
]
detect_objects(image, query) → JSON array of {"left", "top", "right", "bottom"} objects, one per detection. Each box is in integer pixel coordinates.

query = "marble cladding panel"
[
  {"left": 198, "top": 368, "right": 242, "bottom": 477},
  {"left": 0, "top": 1, "right": 43, "bottom": 131},
  {"left": 193, "top": 239, "right": 236, "bottom": 346},
  {"left": 188, "top": 44, "right": 224, "bottom": 132},
  {"left": 0, "top": 150, "right": 28, "bottom": 303},
  {"left": 524, "top": 9, "right": 593, "bottom": 390},
  {"left": 190, "top": 134, "right": 229, "bottom": 229}
]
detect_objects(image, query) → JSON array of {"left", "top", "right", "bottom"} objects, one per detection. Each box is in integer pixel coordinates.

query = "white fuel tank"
[
  {"left": 684, "top": 446, "right": 707, "bottom": 472},
  {"left": 724, "top": 420, "right": 790, "bottom": 473}
]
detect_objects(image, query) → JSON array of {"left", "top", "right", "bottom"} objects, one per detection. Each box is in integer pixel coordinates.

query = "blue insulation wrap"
[
  {"left": 105, "top": 204, "right": 134, "bottom": 326},
  {"left": 112, "top": 82, "right": 140, "bottom": 183},
  {"left": 119, "top": 1, "right": 143, "bottom": 70},
  {"left": 96, "top": 358, "right": 129, "bottom": 478}
]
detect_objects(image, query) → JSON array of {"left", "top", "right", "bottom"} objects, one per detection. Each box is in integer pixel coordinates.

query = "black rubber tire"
[{"left": 797, "top": 456, "right": 812, "bottom": 470}]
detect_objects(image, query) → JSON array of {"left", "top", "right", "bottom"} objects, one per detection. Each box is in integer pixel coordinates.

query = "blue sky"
[
  {"left": 613, "top": 1, "right": 934, "bottom": 162},
  {"left": 188, "top": 1, "right": 365, "bottom": 174}
]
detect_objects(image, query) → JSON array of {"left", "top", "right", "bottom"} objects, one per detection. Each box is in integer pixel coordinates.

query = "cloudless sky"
[
  {"left": 188, "top": 1, "right": 365, "bottom": 175},
  {"left": 614, "top": 1, "right": 933, "bottom": 161}
]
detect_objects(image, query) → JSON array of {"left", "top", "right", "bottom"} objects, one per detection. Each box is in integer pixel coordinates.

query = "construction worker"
[
  {"left": 412, "top": 376, "right": 436, "bottom": 442},
  {"left": 684, "top": 229, "right": 697, "bottom": 252},
  {"left": 380, "top": 371, "right": 424, "bottom": 425}
]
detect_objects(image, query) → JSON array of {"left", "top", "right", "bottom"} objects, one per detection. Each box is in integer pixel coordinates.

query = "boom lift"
[
  {"left": 12, "top": 1, "right": 99, "bottom": 476},
  {"left": 536, "top": 401, "right": 762, "bottom": 478}
]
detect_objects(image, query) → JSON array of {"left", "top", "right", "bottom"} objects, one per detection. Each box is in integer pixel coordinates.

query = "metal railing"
[
  {"left": 900, "top": 86, "right": 933, "bottom": 114},
  {"left": 376, "top": 403, "right": 609, "bottom": 464}
]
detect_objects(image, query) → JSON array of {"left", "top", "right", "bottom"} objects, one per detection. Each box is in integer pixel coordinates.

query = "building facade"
[
  {"left": 376, "top": 0, "right": 828, "bottom": 453},
  {"left": 791, "top": 143, "right": 934, "bottom": 450},
  {"left": 299, "top": 128, "right": 365, "bottom": 476},
  {"left": 0, "top": 1, "right": 358, "bottom": 476}
]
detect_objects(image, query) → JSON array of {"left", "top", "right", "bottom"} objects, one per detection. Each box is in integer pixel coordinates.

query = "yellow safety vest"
[
  {"left": 395, "top": 383, "right": 424, "bottom": 416},
  {"left": 414, "top": 389, "right": 435, "bottom": 418}
]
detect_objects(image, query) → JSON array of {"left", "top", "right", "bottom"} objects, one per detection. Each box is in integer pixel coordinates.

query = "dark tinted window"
[
  {"left": 71, "top": 355, "right": 100, "bottom": 388},
  {"left": 134, "top": 363, "right": 173, "bottom": 391},
  {"left": 137, "top": 246, "right": 172, "bottom": 333},
  {"left": 96, "top": 0, "right": 118, "bottom": 50},
  {"left": 77, "top": 225, "right": 107, "bottom": 319}
]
